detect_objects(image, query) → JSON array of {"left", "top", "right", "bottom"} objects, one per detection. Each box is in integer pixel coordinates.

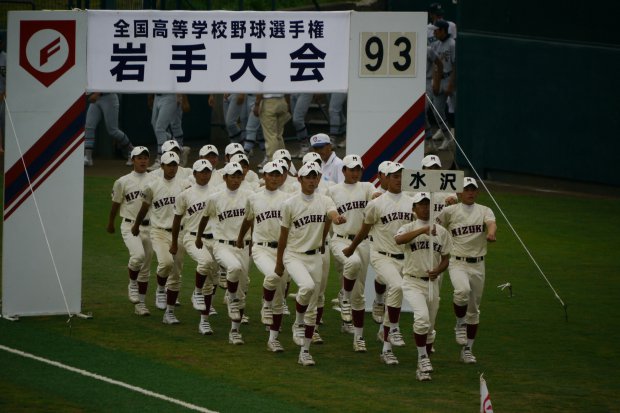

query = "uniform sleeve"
[
  {"left": 174, "top": 189, "right": 188, "bottom": 216},
  {"left": 396, "top": 222, "right": 412, "bottom": 237},
  {"left": 363, "top": 199, "right": 379, "bottom": 225},
  {"left": 483, "top": 206, "right": 496, "bottom": 223},
  {"left": 203, "top": 194, "right": 216, "bottom": 218},
  {"left": 111, "top": 179, "right": 124, "bottom": 203},
  {"left": 141, "top": 182, "right": 154, "bottom": 205},
  {"left": 440, "top": 227, "right": 453, "bottom": 256},
  {"left": 435, "top": 205, "right": 449, "bottom": 225},
  {"left": 365, "top": 182, "right": 377, "bottom": 201},
  {"left": 323, "top": 195, "right": 337, "bottom": 215},
  {"left": 244, "top": 195, "right": 255, "bottom": 220},
  {"left": 280, "top": 201, "right": 292, "bottom": 229}
]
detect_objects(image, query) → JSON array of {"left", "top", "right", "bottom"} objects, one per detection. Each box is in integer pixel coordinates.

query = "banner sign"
[
  {"left": 401, "top": 169, "right": 464, "bottom": 192},
  {"left": 86, "top": 10, "right": 350, "bottom": 93}
]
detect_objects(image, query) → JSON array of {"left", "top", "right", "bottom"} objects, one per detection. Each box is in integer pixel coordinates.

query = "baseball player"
[
  {"left": 395, "top": 192, "right": 452, "bottom": 380},
  {"left": 132, "top": 152, "right": 189, "bottom": 325},
  {"left": 343, "top": 162, "right": 414, "bottom": 365},
  {"left": 196, "top": 162, "right": 253, "bottom": 345},
  {"left": 272, "top": 148, "right": 298, "bottom": 178},
  {"left": 229, "top": 153, "right": 260, "bottom": 191},
  {"left": 198, "top": 144, "right": 224, "bottom": 187},
  {"left": 224, "top": 143, "right": 259, "bottom": 185},
  {"left": 150, "top": 140, "right": 193, "bottom": 180},
  {"left": 106, "top": 146, "right": 154, "bottom": 316},
  {"left": 84, "top": 92, "right": 134, "bottom": 167},
  {"left": 170, "top": 159, "right": 219, "bottom": 335},
  {"left": 237, "top": 161, "right": 290, "bottom": 352},
  {"left": 275, "top": 158, "right": 300, "bottom": 194},
  {"left": 275, "top": 163, "right": 346, "bottom": 366},
  {"left": 421, "top": 155, "right": 457, "bottom": 213},
  {"left": 429, "top": 20, "right": 456, "bottom": 150},
  {"left": 436, "top": 177, "right": 497, "bottom": 364},
  {"left": 310, "top": 133, "right": 344, "bottom": 184},
  {"left": 327, "top": 154, "right": 376, "bottom": 352}
]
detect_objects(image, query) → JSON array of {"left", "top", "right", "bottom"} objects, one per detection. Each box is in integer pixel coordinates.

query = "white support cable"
[
  {"left": 4, "top": 98, "right": 73, "bottom": 321},
  {"left": 425, "top": 94, "right": 567, "bottom": 316}
]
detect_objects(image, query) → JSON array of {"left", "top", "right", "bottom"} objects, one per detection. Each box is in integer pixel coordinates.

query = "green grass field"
[{"left": 1, "top": 176, "right": 619, "bottom": 412}]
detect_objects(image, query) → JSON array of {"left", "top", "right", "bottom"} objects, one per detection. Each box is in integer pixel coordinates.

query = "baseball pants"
[
  {"left": 183, "top": 233, "right": 218, "bottom": 296},
  {"left": 449, "top": 259, "right": 485, "bottom": 325},
  {"left": 331, "top": 236, "right": 370, "bottom": 311},
  {"left": 151, "top": 94, "right": 179, "bottom": 152},
  {"left": 291, "top": 93, "right": 312, "bottom": 141},
  {"left": 328, "top": 92, "right": 347, "bottom": 136},
  {"left": 402, "top": 276, "right": 440, "bottom": 342},
  {"left": 224, "top": 93, "right": 248, "bottom": 142},
  {"left": 213, "top": 242, "right": 250, "bottom": 308},
  {"left": 252, "top": 245, "right": 289, "bottom": 315},
  {"left": 120, "top": 220, "right": 153, "bottom": 283},
  {"left": 369, "top": 250, "right": 404, "bottom": 314},
  {"left": 258, "top": 97, "right": 290, "bottom": 159},
  {"left": 284, "top": 251, "right": 323, "bottom": 326},
  {"left": 85, "top": 93, "right": 131, "bottom": 150},
  {"left": 150, "top": 227, "right": 185, "bottom": 291}
]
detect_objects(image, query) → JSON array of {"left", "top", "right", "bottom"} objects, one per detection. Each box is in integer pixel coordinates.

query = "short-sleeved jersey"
[
  {"left": 364, "top": 191, "right": 414, "bottom": 255},
  {"left": 321, "top": 152, "right": 345, "bottom": 184},
  {"left": 150, "top": 166, "right": 192, "bottom": 180},
  {"left": 280, "top": 176, "right": 301, "bottom": 194},
  {"left": 111, "top": 171, "right": 153, "bottom": 220},
  {"left": 209, "top": 168, "right": 225, "bottom": 187},
  {"left": 280, "top": 192, "right": 336, "bottom": 253},
  {"left": 141, "top": 175, "right": 190, "bottom": 229},
  {"left": 431, "top": 36, "right": 456, "bottom": 75},
  {"left": 245, "top": 188, "right": 290, "bottom": 243},
  {"left": 174, "top": 183, "right": 213, "bottom": 233},
  {"left": 204, "top": 188, "right": 253, "bottom": 241},
  {"left": 436, "top": 203, "right": 495, "bottom": 257},
  {"left": 326, "top": 181, "right": 376, "bottom": 236},
  {"left": 432, "top": 192, "right": 457, "bottom": 214},
  {"left": 397, "top": 220, "right": 452, "bottom": 278}
]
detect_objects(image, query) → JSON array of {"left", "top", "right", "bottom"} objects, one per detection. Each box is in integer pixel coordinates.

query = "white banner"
[{"left": 86, "top": 10, "right": 350, "bottom": 94}]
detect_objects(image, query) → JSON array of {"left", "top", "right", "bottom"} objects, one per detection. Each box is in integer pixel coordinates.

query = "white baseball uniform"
[{"left": 436, "top": 202, "right": 495, "bottom": 324}]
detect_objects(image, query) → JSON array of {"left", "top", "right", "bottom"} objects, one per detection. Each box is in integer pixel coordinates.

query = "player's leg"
[
  {"left": 84, "top": 100, "right": 102, "bottom": 166},
  {"left": 461, "top": 262, "right": 485, "bottom": 364},
  {"left": 243, "top": 95, "right": 261, "bottom": 155},
  {"left": 136, "top": 225, "right": 153, "bottom": 315},
  {"left": 350, "top": 241, "right": 370, "bottom": 352},
  {"left": 448, "top": 260, "right": 471, "bottom": 346},
  {"left": 252, "top": 245, "right": 278, "bottom": 326},
  {"left": 403, "top": 278, "right": 433, "bottom": 380},
  {"left": 213, "top": 243, "right": 246, "bottom": 344},
  {"left": 164, "top": 235, "right": 185, "bottom": 320},
  {"left": 120, "top": 220, "right": 146, "bottom": 309},
  {"left": 150, "top": 228, "right": 177, "bottom": 321},
  {"left": 291, "top": 93, "right": 312, "bottom": 158},
  {"left": 274, "top": 98, "right": 290, "bottom": 153},
  {"left": 371, "top": 252, "right": 405, "bottom": 348},
  {"left": 224, "top": 93, "right": 243, "bottom": 143},
  {"left": 153, "top": 95, "right": 176, "bottom": 156},
  {"left": 328, "top": 92, "right": 347, "bottom": 141},
  {"left": 311, "top": 247, "right": 331, "bottom": 344},
  {"left": 100, "top": 94, "right": 133, "bottom": 154}
]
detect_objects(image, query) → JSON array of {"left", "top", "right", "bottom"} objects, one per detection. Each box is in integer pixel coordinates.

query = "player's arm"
[
  {"left": 486, "top": 220, "right": 497, "bottom": 242},
  {"left": 237, "top": 218, "right": 253, "bottom": 249},
  {"left": 427, "top": 253, "right": 450, "bottom": 279},
  {"left": 432, "top": 56, "right": 443, "bottom": 96},
  {"left": 107, "top": 202, "right": 121, "bottom": 234},
  {"left": 274, "top": 226, "right": 289, "bottom": 277},
  {"left": 195, "top": 215, "right": 210, "bottom": 249},
  {"left": 253, "top": 94, "right": 263, "bottom": 116},
  {"left": 88, "top": 92, "right": 100, "bottom": 103},
  {"left": 169, "top": 214, "right": 183, "bottom": 255},
  {"left": 343, "top": 222, "right": 372, "bottom": 257},
  {"left": 394, "top": 225, "right": 434, "bottom": 245},
  {"left": 327, "top": 210, "right": 346, "bottom": 225},
  {"left": 131, "top": 202, "right": 150, "bottom": 236}
]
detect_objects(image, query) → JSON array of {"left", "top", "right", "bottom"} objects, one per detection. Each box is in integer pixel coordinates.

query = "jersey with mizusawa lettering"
[
  {"left": 204, "top": 187, "right": 254, "bottom": 241},
  {"left": 280, "top": 192, "right": 337, "bottom": 253},
  {"left": 141, "top": 175, "right": 190, "bottom": 229},
  {"left": 436, "top": 203, "right": 495, "bottom": 257},
  {"left": 397, "top": 220, "right": 452, "bottom": 278},
  {"left": 112, "top": 171, "right": 153, "bottom": 220},
  {"left": 174, "top": 183, "right": 213, "bottom": 233},
  {"left": 432, "top": 192, "right": 457, "bottom": 214},
  {"left": 245, "top": 188, "right": 290, "bottom": 243},
  {"left": 364, "top": 191, "right": 414, "bottom": 255},
  {"left": 326, "top": 181, "right": 376, "bottom": 236}
]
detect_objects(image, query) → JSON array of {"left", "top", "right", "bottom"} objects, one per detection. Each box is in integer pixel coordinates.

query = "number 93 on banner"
[{"left": 359, "top": 32, "right": 416, "bottom": 77}]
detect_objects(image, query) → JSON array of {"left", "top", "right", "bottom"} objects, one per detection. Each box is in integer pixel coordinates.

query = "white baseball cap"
[
  {"left": 464, "top": 177, "right": 478, "bottom": 188},
  {"left": 230, "top": 153, "right": 249, "bottom": 165},
  {"left": 223, "top": 162, "right": 243, "bottom": 175},
  {"left": 192, "top": 159, "right": 213, "bottom": 172},
  {"left": 273, "top": 149, "right": 292, "bottom": 161},
  {"left": 263, "top": 161, "right": 284, "bottom": 174},
  {"left": 275, "top": 158, "right": 289, "bottom": 170},
  {"left": 225, "top": 143, "right": 244, "bottom": 156},
  {"left": 161, "top": 152, "right": 180, "bottom": 165},
  {"left": 298, "top": 162, "right": 321, "bottom": 177},
  {"left": 161, "top": 140, "right": 181, "bottom": 153},
  {"left": 309, "top": 133, "right": 331, "bottom": 148},
  {"left": 342, "top": 154, "right": 364, "bottom": 169},
  {"left": 378, "top": 160, "right": 393, "bottom": 175},
  {"left": 130, "top": 146, "right": 149, "bottom": 158},
  {"left": 302, "top": 152, "right": 322, "bottom": 165},
  {"left": 422, "top": 154, "right": 442, "bottom": 168},
  {"left": 199, "top": 144, "right": 218, "bottom": 157},
  {"left": 412, "top": 192, "right": 430, "bottom": 204},
  {"left": 385, "top": 162, "right": 404, "bottom": 175}
]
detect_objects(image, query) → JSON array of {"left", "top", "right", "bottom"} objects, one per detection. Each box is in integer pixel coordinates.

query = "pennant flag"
[{"left": 480, "top": 373, "right": 494, "bottom": 413}]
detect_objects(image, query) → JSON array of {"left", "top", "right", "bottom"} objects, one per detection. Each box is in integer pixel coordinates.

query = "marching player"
[
  {"left": 343, "top": 162, "right": 414, "bottom": 365},
  {"left": 196, "top": 162, "right": 253, "bottom": 345},
  {"left": 436, "top": 177, "right": 497, "bottom": 364},
  {"left": 275, "top": 163, "right": 346, "bottom": 366},
  {"left": 395, "top": 192, "right": 452, "bottom": 380},
  {"left": 198, "top": 144, "right": 223, "bottom": 187},
  {"left": 170, "top": 159, "right": 218, "bottom": 335},
  {"left": 421, "top": 155, "right": 457, "bottom": 213},
  {"left": 237, "top": 161, "right": 291, "bottom": 352},
  {"left": 106, "top": 146, "right": 153, "bottom": 316},
  {"left": 327, "top": 154, "right": 376, "bottom": 352},
  {"left": 150, "top": 140, "right": 193, "bottom": 179},
  {"left": 132, "top": 152, "right": 189, "bottom": 324}
]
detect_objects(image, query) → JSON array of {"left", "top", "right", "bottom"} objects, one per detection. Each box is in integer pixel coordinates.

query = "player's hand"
[
  {"left": 371, "top": 192, "right": 383, "bottom": 199},
  {"left": 131, "top": 225, "right": 140, "bottom": 236},
  {"left": 487, "top": 233, "right": 496, "bottom": 242},
  {"left": 342, "top": 246, "right": 354, "bottom": 258},
  {"left": 88, "top": 93, "right": 100, "bottom": 103},
  {"left": 426, "top": 269, "right": 440, "bottom": 280},
  {"left": 274, "top": 262, "right": 284, "bottom": 277},
  {"left": 253, "top": 104, "right": 260, "bottom": 117},
  {"left": 195, "top": 238, "right": 203, "bottom": 249},
  {"left": 236, "top": 94, "right": 245, "bottom": 105},
  {"left": 236, "top": 239, "right": 244, "bottom": 249},
  {"left": 106, "top": 222, "right": 115, "bottom": 234},
  {"left": 445, "top": 196, "right": 458, "bottom": 205},
  {"left": 169, "top": 244, "right": 178, "bottom": 255},
  {"left": 320, "top": 245, "right": 325, "bottom": 254}
]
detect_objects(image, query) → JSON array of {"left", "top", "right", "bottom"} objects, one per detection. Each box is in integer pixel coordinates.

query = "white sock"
[
  {"left": 354, "top": 327, "right": 363, "bottom": 338},
  {"left": 467, "top": 339, "right": 475, "bottom": 349},
  {"left": 228, "top": 291, "right": 237, "bottom": 300},
  {"left": 269, "top": 329, "right": 279, "bottom": 341},
  {"left": 343, "top": 289, "right": 352, "bottom": 300},
  {"left": 390, "top": 322, "right": 399, "bottom": 331},
  {"left": 194, "top": 287, "right": 201, "bottom": 294},
  {"left": 129, "top": 279, "right": 137, "bottom": 286},
  {"left": 157, "top": 286, "right": 165, "bottom": 293},
  {"left": 201, "top": 314, "right": 208, "bottom": 322},
  {"left": 376, "top": 293, "right": 384, "bottom": 304},
  {"left": 166, "top": 305, "right": 174, "bottom": 312},
  {"left": 382, "top": 342, "right": 392, "bottom": 353},
  {"left": 295, "top": 311, "right": 305, "bottom": 326},
  {"left": 231, "top": 321, "right": 241, "bottom": 330},
  {"left": 417, "top": 346, "right": 428, "bottom": 359},
  {"left": 138, "top": 294, "right": 145, "bottom": 303},
  {"left": 264, "top": 299, "right": 273, "bottom": 308},
  {"left": 302, "top": 337, "right": 311, "bottom": 351},
  {"left": 456, "top": 317, "right": 465, "bottom": 327}
]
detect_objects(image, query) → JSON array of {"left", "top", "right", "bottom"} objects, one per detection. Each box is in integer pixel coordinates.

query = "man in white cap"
[
  {"left": 343, "top": 162, "right": 414, "bottom": 365},
  {"left": 237, "top": 161, "right": 290, "bottom": 352},
  {"left": 310, "top": 133, "right": 344, "bottom": 184},
  {"left": 196, "top": 162, "right": 253, "bottom": 345},
  {"left": 275, "top": 162, "right": 346, "bottom": 366},
  {"left": 272, "top": 148, "right": 298, "bottom": 177},
  {"left": 421, "top": 154, "right": 457, "bottom": 212},
  {"left": 327, "top": 154, "right": 377, "bottom": 352},
  {"left": 106, "top": 146, "right": 154, "bottom": 316},
  {"left": 198, "top": 144, "right": 223, "bottom": 187},
  {"left": 150, "top": 140, "right": 192, "bottom": 178},
  {"left": 395, "top": 192, "right": 452, "bottom": 380},
  {"left": 170, "top": 159, "right": 218, "bottom": 335},
  {"left": 436, "top": 177, "right": 497, "bottom": 364},
  {"left": 229, "top": 153, "right": 260, "bottom": 191},
  {"left": 132, "top": 151, "right": 190, "bottom": 325}
]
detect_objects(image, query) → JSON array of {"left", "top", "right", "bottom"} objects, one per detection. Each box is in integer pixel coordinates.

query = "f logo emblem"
[{"left": 20, "top": 20, "right": 76, "bottom": 87}]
